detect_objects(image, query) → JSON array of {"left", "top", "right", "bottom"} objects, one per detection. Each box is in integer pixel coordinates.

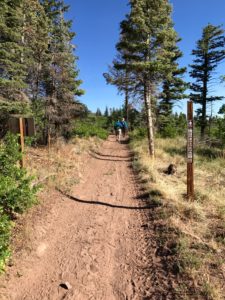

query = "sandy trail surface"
[{"left": 0, "top": 135, "right": 175, "bottom": 300}]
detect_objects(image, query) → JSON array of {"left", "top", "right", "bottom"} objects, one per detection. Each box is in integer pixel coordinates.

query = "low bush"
[
  {"left": 157, "top": 113, "right": 187, "bottom": 138},
  {"left": 0, "top": 133, "right": 38, "bottom": 271},
  {"left": 73, "top": 116, "right": 108, "bottom": 140},
  {"left": 0, "top": 211, "right": 12, "bottom": 271},
  {"left": 129, "top": 127, "right": 147, "bottom": 140}
]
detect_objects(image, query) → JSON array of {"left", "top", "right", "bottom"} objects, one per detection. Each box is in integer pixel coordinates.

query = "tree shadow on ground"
[
  {"left": 91, "top": 150, "right": 133, "bottom": 159},
  {"left": 89, "top": 152, "right": 132, "bottom": 162},
  {"left": 165, "top": 145, "right": 224, "bottom": 160},
  {"left": 196, "top": 147, "right": 224, "bottom": 159},
  {"left": 56, "top": 188, "right": 158, "bottom": 210},
  {"left": 119, "top": 138, "right": 130, "bottom": 144},
  {"left": 164, "top": 146, "right": 186, "bottom": 157}
]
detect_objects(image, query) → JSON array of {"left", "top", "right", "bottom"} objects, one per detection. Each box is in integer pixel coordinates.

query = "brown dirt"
[{"left": 0, "top": 135, "right": 178, "bottom": 300}]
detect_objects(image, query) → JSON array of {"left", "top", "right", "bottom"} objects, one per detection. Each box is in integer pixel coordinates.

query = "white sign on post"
[{"left": 187, "top": 120, "right": 193, "bottom": 163}]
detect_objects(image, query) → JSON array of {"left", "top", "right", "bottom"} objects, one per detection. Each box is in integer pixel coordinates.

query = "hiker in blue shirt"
[
  {"left": 121, "top": 118, "right": 128, "bottom": 137},
  {"left": 114, "top": 120, "right": 123, "bottom": 142}
]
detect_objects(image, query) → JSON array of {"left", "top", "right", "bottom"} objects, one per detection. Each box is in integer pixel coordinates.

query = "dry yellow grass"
[
  {"left": 131, "top": 137, "right": 225, "bottom": 300},
  {"left": 26, "top": 136, "right": 102, "bottom": 192}
]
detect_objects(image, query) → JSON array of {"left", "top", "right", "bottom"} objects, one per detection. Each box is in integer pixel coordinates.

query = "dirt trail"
[{"left": 0, "top": 135, "right": 175, "bottom": 300}]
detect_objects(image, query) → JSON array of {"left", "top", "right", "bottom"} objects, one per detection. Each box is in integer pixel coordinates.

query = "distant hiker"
[
  {"left": 121, "top": 118, "right": 128, "bottom": 137},
  {"left": 114, "top": 120, "right": 123, "bottom": 142}
]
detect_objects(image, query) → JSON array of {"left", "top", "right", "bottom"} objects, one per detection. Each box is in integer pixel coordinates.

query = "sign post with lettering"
[{"left": 187, "top": 101, "right": 194, "bottom": 200}]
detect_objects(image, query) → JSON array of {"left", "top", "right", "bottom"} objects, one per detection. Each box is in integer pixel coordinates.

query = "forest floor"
[{"left": 0, "top": 135, "right": 179, "bottom": 300}]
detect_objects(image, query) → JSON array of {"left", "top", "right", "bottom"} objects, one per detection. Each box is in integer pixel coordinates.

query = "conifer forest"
[{"left": 0, "top": 1, "right": 225, "bottom": 299}]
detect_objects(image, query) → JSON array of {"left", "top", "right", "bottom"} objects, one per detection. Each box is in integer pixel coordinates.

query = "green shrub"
[
  {"left": 129, "top": 127, "right": 147, "bottom": 140},
  {"left": 0, "top": 210, "right": 12, "bottom": 272},
  {"left": 73, "top": 116, "right": 108, "bottom": 139},
  {"left": 157, "top": 113, "right": 187, "bottom": 138},
  {"left": 0, "top": 133, "right": 39, "bottom": 271},
  {"left": 159, "top": 123, "right": 177, "bottom": 138},
  {"left": 0, "top": 134, "right": 38, "bottom": 214}
]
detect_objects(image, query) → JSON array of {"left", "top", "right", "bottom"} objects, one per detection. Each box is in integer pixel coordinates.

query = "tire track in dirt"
[{"left": 0, "top": 135, "right": 175, "bottom": 300}]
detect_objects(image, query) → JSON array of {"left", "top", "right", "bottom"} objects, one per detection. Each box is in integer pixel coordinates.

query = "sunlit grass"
[
  {"left": 27, "top": 136, "right": 102, "bottom": 192},
  {"left": 130, "top": 136, "right": 225, "bottom": 299}
]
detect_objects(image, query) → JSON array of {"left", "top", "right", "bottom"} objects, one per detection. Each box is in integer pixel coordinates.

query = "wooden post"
[
  {"left": 187, "top": 101, "right": 194, "bottom": 200},
  {"left": 19, "top": 117, "right": 25, "bottom": 168},
  {"left": 48, "top": 127, "right": 51, "bottom": 153}
]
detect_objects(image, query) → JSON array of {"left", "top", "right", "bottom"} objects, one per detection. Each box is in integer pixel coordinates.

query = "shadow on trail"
[
  {"left": 91, "top": 150, "right": 133, "bottom": 159},
  {"left": 57, "top": 188, "right": 157, "bottom": 210},
  {"left": 119, "top": 138, "right": 130, "bottom": 144},
  {"left": 89, "top": 152, "right": 132, "bottom": 162},
  {"left": 105, "top": 135, "right": 130, "bottom": 144}
]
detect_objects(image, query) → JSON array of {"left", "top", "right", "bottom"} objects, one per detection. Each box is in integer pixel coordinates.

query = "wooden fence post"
[
  {"left": 187, "top": 101, "right": 194, "bottom": 200},
  {"left": 19, "top": 117, "right": 25, "bottom": 168}
]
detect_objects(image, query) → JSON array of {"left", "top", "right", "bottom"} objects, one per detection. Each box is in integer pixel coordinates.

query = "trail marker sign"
[
  {"left": 187, "top": 101, "right": 194, "bottom": 200},
  {"left": 8, "top": 117, "right": 35, "bottom": 137},
  {"left": 8, "top": 116, "right": 35, "bottom": 168}
]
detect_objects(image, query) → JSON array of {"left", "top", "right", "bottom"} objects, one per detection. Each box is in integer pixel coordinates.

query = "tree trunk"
[
  {"left": 125, "top": 87, "right": 129, "bottom": 123},
  {"left": 124, "top": 65, "right": 129, "bottom": 123},
  {"left": 208, "top": 102, "right": 213, "bottom": 137},
  {"left": 201, "top": 99, "right": 207, "bottom": 140},
  {"left": 144, "top": 82, "right": 155, "bottom": 157},
  {"left": 201, "top": 58, "right": 208, "bottom": 140}
]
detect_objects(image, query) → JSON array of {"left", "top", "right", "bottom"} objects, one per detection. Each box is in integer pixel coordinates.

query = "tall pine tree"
[
  {"left": 0, "top": 0, "right": 84, "bottom": 139},
  {"left": 0, "top": 0, "right": 27, "bottom": 100},
  {"left": 104, "top": 54, "right": 136, "bottom": 123},
  {"left": 158, "top": 39, "right": 188, "bottom": 134},
  {"left": 111, "top": 0, "right": 180, "bottom": 156},
  {"left": 190, "top": 24, "right": 225, "bottom": 139},
  {"left": 0, "top": 0, "right": 32, "bottom": 136},
  {"left": 158, "top": 40, "right": 187, "bottom": 117},
  {"left": 22, "top": 0, "right": 49, "bottom": 102},
  {"left": 40, "top": 0, "right": 84, "bottom": 137}
]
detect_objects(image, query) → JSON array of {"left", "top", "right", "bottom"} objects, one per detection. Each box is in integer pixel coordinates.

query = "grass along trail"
[{"left": 0, "top": 135, "right": 179, "bottom": 300}]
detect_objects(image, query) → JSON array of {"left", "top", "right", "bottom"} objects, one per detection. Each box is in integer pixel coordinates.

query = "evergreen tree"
[
  {"left": 96, "top": 108, "right": 102, "bottom": 116},
  {"left": 113, "top": 0, "right": 180, "bottom": 157},
  {"left": 0, "top": 0, "right": 32, "bottom": 136},
  {"left": 104, "top": 106, "right": 109, "bottom": 117},
  {"left": 19, "top": 0, "right": 50, "bottom": 139},
  {"left": 158, "top": 40, "right": 187, "bottom": 117},
  {"left": 158, "top": 39, "right": 188, "bottom": 134},
  {"left": 22, "top": 0, "right": 49, "bottom": 102},
  {"left": 189, "top": 24, "right": 225, "bottom": 139},
  {"left": 40, "top": 0, "right": 84, "bottom": 137},
  {"left": 104, "top": 55, "right": 135, "bottom": 123},
  {"left": 0, "top": 0, "right": 27, "bottom": 100},
  {"left": 0, "top": 0, "right": 84, "bottom": 140}
]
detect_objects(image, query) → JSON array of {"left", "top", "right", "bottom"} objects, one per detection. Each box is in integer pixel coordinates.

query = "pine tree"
[
  {"left": 158, "top": 40, "right": 187, "bottom": 117},
  {"left": 104, "top": 55, "right": 135, "bottom": 123},
  {"left": 22, "top": 0, "right": 49, "bottom": 101},
  {"left": 158, "top": 40, "right": 188, "bottom": 134},
  {"left": 104, "top": 106, "right": 109, "bottom": 117},
  {"left": 0, "top": 0, "right": 27, "bottom": 100},
  {"left": 190, "top": 24, "right": 225, "bottom": 139},
  {"left": 96, "top": 108, "right": 102, "bottom": 116},
  {"left": 113, "top": 0, "right": 179, "bottom": 157},
  {"left": 0, "top": 0, "right": 32, "bottom": 136},
  {"left": 40, "top": 0, "right": 84, "bottom": 137},
  {"left": 18, "top": 0, "right": 50, "bottom": 139}
]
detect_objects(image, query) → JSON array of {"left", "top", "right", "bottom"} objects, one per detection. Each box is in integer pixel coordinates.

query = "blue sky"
[{"left": 66, "top": 0, "right": 225, "bottom": 115}]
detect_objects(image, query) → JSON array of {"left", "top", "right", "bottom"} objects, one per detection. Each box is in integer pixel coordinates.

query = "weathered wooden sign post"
[
  {"left": 8, "top": 116, "right": 35, "bottom": 168},
  {"left": 19, "top": 118, "right": 25, "bottom": 168},
  {"left": 187, "top": 101, "right": 194, "bottom": 200}
]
